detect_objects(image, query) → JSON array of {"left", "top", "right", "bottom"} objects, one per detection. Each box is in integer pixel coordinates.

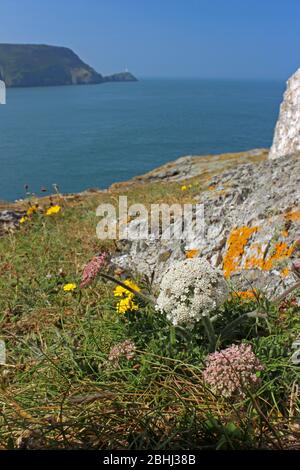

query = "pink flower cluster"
[
  {"left": 108, "top": 340, "right": 136, "bottom": 367},
  {"left": 203, "top": 344, "right": 263, "bottom": 399},
  {"left": 80, "top": 252, "right": 107, "bottom": 288}
]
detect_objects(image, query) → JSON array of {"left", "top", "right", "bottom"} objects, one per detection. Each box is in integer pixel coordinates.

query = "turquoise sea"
[{"left": 0, "top": 78, "right": 284, "bottom": 201}]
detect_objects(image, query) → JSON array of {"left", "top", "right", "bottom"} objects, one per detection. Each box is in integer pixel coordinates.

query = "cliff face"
[
  {"left": 0, "top": 44, "right": 103, "bottom": 87},
  {"left": 0, "top": 44, "right": 137, "bottom": 87},
  {"left": 269, "top": 68, "right": 300, "bottom": 159}
]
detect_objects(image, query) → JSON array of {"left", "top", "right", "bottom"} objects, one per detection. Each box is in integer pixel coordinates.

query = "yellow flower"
[
  {"left": 63, "top": 283, "right": 77, "bottom": 292},
  {"left": 114, "top": 280, "right": 140, "bottom": 298},
  {"left": 45, "top": 205, "right": 61, "bottom": 216},
  {"left": 181, "top": 184, "right": 192, "bottom": 191},
  {"left": 114, "top": 279, "right": 140, "bottom": 314},
  {"left": 26, "top": 205, "right": 38, "bottom": 216},
  {"left": 116, "top": 297, "right": 139, "bottom": 314},
  {"left": 19, "top": 216, "right": 28, "bottom": 224}
]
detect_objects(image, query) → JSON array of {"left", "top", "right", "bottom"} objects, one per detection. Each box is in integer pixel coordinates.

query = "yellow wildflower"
[
  {"left": 63, "top": 283, "right": 77, "bottom": 292},
  {"left": 114, "top": 280, "right": 140, "bottom": 298},
  {"left": 116, "top": 297, "right": 139, "bottom": 314},
  {"left": 26, "top": 205, "right": 38, "bottom": 216},
  {"left": 114, "top": 279, "right": 140, "bottom": 314},
  {"left": 19, "top": 216, "right": 28, "bottom": 224},
  {"left": 45, "top": 205, "right": 61, "bottom": 216},
  {"left": 181, "top": 184, "right": 192, "bottom": 191}
]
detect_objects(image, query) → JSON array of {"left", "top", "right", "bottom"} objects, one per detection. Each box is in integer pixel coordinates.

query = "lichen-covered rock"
[
  {"left": 0, "top": 210, "right": 23, "bottom": 235},
  {"left": 269, "top": 69, "right": 300, "bottom": 160},
  {"left": 114, "top": 154, "right": 300, "bottom": 297}
]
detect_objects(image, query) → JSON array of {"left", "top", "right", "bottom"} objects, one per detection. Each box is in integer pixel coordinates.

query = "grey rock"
[
  {"left": 0, "top": 210, "right": 23, "bottom": 234},
  {"left": 113, "top": 154, "right": 300, "bottom": 297}
]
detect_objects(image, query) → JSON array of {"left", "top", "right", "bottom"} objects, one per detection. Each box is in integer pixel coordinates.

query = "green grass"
[{"left": 0, "top": 182, "right": 300, "bottom": 450}]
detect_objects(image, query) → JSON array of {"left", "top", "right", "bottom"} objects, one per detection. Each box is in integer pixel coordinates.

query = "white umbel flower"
[{"left": 156, "top": 258, "right": 228, "bottom": 326}]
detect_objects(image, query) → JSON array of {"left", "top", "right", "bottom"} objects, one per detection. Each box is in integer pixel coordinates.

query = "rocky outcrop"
[
  {"left": 114, "top": 154, "right": 300, "bottom": 296},
  {"left": 0, "top": 44, "right": 137, "bottom": 88},
  {"left": 269, "top": 69, "right": 300, "bottom": 160},
  {"left": 104, "top": 72, "right": 137, "bottom": 82},
  {"left": 110, "top": 149, "right": 268, "bottom": 190},
  {"left": 0, "top": 210, "right": 24, "bottom": 235},
  {"left": 0, "top": 44, "right": 103, "bottom": 87}
]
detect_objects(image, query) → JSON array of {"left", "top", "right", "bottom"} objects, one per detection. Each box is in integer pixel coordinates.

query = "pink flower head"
[
  {"left": 80, "top": 252, "right": 108, "bottom": 288},
  {"left": 203, "top": 344, "right": 263, "bottom": 399},
  {"left": 108, "top": 340, "right": 136, "bottom": 366}
]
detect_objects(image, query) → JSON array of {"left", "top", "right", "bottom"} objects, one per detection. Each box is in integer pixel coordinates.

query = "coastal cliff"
[
  {"left": 0, "top": 69, "right": 300, "bottom": 450},
  {"left": 1, "top": 69, "right": 299, "bottom": 297},
  {"left": 0, "top": 44, "right": 137, "bottom": 87},
  {"left": 269, "top": 68, "right": 300, "bottom": 159}
]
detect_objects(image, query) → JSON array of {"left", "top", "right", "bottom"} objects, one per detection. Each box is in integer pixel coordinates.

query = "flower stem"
[
  {"left": 98, "top": 272, "right": 155, "bottom": 304},
  {"left": 170, "top": 325, "right": 176, "bottom": 348},
  {"left": 202, "top": 316, "right": 217, "bottom": 351}
]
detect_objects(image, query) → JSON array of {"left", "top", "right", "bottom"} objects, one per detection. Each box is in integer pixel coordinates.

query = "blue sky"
[{"left": 0, "top": 0, "right": 299, "bottom": 79}]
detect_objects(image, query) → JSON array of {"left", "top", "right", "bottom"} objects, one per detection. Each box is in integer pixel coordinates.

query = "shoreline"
[{"left": 0, "top": 148, "right": 269, "bottom": 211}]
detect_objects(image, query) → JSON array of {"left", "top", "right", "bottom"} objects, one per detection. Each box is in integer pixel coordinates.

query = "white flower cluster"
[{"left": 156, "top": 258, "right": 228, "bottom": 326}]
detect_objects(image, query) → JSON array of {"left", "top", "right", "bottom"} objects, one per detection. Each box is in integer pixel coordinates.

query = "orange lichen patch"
[
  {"left": 208, "top": 184, "right": 216, "bottom": 191},
  {"left": 232, "top": 290, "right": 257, "bottom": 301},
  {"left": 223, "top": 226, "right": 258, "bottom": 278},
  {"left": 247, "top": 242, "right": 264, "bottom": 256},
  {"left": 285, "top": 210, "right": 300, "bottom": 222},
  {"left": 281, "top": 230, "right": 289, "bottom": 238},
  {"left": 245, "top": 242, "right": 295, "bottom": 271},
  {"left": 185, "top": 249, "right": 200, "bottom": 259},
  {"left": 280, "top": 267, "right": 290, "bottom": 278}
]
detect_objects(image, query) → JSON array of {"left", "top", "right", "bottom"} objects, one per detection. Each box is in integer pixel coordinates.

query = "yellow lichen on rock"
[
  {"left": 285, "top": 210, "right": 300, "bottom": 222},
  {"left": 245, "top": 242, "right": 295, "bottom": 271},
  {"left": 223, "top": 226, "right": 258, "bottom": 278},
  {"left": 232, "top": 290, "right": 257, "bottom": 300},
  {"left": 280, "top": 267, "right": 290, "bottom": 278},
  {"left": 185, "top": 249, "right": 200, "bottom": 259}
]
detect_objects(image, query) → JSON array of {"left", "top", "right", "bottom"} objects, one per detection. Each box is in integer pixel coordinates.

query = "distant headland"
[{"left": 0, "top": 44, "right": 137, "bottom": 87}]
